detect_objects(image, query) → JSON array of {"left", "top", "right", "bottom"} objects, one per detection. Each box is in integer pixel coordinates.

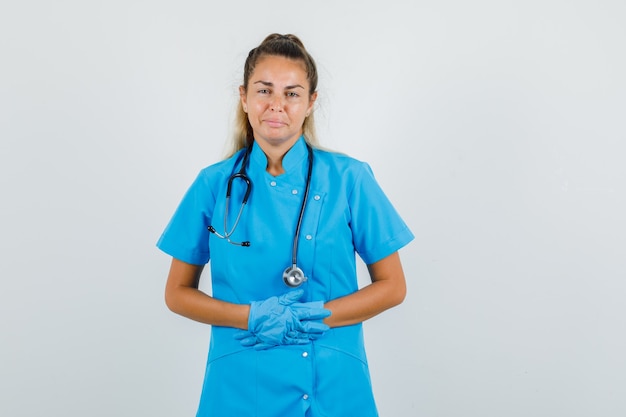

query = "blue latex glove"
[{"left": 234, "top": 289, "right": 331, "bottom": 350}]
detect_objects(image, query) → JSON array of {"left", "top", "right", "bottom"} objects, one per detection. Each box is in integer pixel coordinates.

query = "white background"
[{"left": 1, "top": 1, "right": 625, "bottom": 416}]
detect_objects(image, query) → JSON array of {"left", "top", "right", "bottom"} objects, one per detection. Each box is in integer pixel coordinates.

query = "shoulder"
[
  {"left": 178, "top": 151, "right": 244, "bottom": 203},
  {"left": 195, "top": 150, "right": 244, "bottom": 184},
  {"left": 313, "top": 148, "right": 372, "bottom": 175},
  {"left": 312, "top": 148, "right": 376, "bottom": 187}
]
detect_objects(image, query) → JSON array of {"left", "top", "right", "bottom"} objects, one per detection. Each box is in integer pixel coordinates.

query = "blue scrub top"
[{"left": 157, "top": 137, "right": 414, "bottom": 417}]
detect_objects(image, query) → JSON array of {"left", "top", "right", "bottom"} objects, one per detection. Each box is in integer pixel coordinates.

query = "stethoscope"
[{"left": 208, "top": 143, "right": 314, "bottom": 288}]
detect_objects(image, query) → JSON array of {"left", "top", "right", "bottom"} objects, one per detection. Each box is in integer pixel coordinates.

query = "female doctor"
[{"left": 157, "top": 33, "right": 414, "bottom": 417}]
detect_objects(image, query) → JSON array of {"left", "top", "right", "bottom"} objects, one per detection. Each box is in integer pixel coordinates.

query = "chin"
[{"left": 258, "top": 132, "right": 298, "bottom": 145}]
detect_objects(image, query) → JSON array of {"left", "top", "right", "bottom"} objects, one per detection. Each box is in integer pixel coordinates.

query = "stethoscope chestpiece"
[{"left": 283, "top": 265, "right": 307, "bottom": 288}]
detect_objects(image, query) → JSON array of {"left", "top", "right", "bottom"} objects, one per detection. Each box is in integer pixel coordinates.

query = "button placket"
[
  {"left": 302, "top": 194, "right": 321, "bottom": 243},
  {"left": 300, "top": 350, "right": 311, "bottom": 402}
]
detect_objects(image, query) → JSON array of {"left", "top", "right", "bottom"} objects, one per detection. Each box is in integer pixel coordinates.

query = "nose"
[{"left": 270, "top": 95, "right": 284, "bottom": 112}]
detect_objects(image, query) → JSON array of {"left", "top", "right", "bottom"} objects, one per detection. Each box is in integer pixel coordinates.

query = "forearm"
[
  {"left": 165, "top": 286, "right": 250, "bottom": 329},
  {"left": 164, "top": 258, "right": 250, "bottom": 329},
  {"left": 323, "top": 280, "right": 404, "bottom": 328},
  {"left": 323, "top": 252, "right": 407, "bottom": 328}
]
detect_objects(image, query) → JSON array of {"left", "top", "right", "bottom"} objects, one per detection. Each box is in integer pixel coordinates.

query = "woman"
[{"left": 157, "top": 33, "right": 414, "bottom": 417}]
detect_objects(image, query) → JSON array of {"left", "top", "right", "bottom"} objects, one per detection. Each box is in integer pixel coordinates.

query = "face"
[{"left": 240, "top": 55, "right": 317, "bottom": 150}]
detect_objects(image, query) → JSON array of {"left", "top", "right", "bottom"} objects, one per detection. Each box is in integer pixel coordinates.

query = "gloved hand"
[{"left": 234, "top": 289, "right": 331, "bottom": 350}]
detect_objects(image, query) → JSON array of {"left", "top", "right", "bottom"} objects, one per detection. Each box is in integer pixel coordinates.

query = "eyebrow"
[{"left": 253, "top": 80, "right": 305, "bottom": 90}]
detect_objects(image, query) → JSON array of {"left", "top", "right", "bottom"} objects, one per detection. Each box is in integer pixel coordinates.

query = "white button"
[
  {"left": 314, "top": 195, "right": 321, "bottom": 201},
  {"left": 302, "top": 351, "right": 309, "bottom": 358},
  {"left": 292, "top": 189, "right": 298, "bottom": 195},
  {"left": 305, "top": 235, "right": 312, "bottom": 240},
  {"left": 303, "top": 394, "right": 309, "bottom": 400},
  {"left": 270, "top": 181, "right": 277, "bottom": 187}
]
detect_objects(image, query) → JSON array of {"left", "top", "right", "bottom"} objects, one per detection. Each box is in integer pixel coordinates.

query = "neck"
[
  {"left": 255, "top": 135, "right": 301, "bottom": 176},
  {"left": 265, "top": 153, "right": 285, "bottom": 176}
]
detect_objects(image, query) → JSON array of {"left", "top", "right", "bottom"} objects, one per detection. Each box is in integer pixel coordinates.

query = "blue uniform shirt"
[{"left": 157, "top": 137, "right": 414, "bottom": 417}]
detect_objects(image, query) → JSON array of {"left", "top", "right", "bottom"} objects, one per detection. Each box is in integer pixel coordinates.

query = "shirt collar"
[{"left": 249, "top": 136, "right": 308, "bottom": 175}]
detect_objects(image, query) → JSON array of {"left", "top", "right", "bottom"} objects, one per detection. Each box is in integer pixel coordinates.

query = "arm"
[
  {"left": 323, "top": 251, "right": 407, "bottom": 328},
  {"left": 164, "top": 258, "right": 250, "bottom": 329}
]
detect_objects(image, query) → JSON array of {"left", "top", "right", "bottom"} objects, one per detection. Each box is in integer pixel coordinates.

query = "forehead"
[{"left": 249, "top": 55, "right": 309, "bottom": 86}]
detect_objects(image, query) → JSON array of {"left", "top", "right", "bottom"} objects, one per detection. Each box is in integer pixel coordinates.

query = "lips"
[{"left": 264, "top": 119, "right": 286, "bottom": 128}]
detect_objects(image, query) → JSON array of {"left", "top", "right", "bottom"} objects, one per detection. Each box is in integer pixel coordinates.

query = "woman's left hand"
[{"left": 234, "top": 289, "right": 331, "bottom": 350}]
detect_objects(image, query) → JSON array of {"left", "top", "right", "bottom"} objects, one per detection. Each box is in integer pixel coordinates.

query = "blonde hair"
[{"left": 226, "top": 34, "right": 319, "bottom": 157}]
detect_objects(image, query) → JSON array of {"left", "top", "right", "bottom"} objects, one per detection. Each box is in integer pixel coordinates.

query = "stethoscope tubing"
[
  {"left": 208, "top": 143, "right": 314, "bottom": 286},
  {"left": 290, "top": 145, "right": 313, "bottom": 267}
]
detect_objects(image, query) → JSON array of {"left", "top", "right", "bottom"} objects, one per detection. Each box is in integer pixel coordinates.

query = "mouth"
[{"left": 264, "top": 119, "right": 287, "bottom": 128}]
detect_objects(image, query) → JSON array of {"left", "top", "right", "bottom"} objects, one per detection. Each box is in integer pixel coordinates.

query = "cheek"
[{"left": 250, "top": 99, "right": 270, "bottom": 113}]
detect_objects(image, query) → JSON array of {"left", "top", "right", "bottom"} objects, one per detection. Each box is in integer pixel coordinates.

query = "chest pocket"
[{"left": 295, "top": 187, "right": 326, "bottom": 278}]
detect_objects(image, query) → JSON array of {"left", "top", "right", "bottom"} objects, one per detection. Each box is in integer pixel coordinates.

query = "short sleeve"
[
  {"left": 156, "top": 170, "right": 215, "bottom": 265},
  {"left": 349, "top": 162, "right": 414, "bottom": 264}
]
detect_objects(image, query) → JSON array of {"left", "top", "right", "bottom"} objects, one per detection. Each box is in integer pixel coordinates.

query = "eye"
[
  {"left": 287, "top": 91, "right": 299, "bottom": 97},
  {"left": 258, "top": 89, "right": 270, "bottom": 94}
]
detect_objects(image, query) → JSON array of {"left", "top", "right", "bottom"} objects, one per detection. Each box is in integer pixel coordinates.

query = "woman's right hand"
[{"left": 234, "top": 289, "right": 331, "bottom": 350}]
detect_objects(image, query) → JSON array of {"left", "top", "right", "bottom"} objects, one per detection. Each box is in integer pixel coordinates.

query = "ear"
[
  {"left": 239, "top": 85, "right": 247, "bottom": 112},
  {"left": 307, "top": 91, "right": 318, "bottom": 114}
]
